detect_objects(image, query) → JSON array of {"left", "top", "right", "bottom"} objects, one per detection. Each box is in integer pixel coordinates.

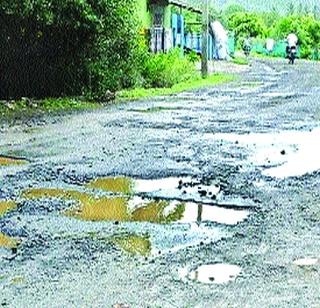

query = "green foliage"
[
  {"left": 141, "top": 49, "right": 196, "bottom": 88},
  {"left": 271, "top": 15, "right": 320, "bottom": 58},
  {"left": 0, "top": 0, "right": 141, "bottom": 100},
  {"left": 228, "top": 12, "right": 267, "bottom": 43},
  {"left": 224, "top": 4, "right": 246, "bottom": 18}
]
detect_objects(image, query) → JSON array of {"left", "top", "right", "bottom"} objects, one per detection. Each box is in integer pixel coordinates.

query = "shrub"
[{"left": 142, "top": 49, "right": 196, "bottom": 88}]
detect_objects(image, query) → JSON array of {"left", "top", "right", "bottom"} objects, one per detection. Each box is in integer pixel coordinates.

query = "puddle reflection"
[{"left": 23, "top": 187, "right": 249, "bottom": 225}]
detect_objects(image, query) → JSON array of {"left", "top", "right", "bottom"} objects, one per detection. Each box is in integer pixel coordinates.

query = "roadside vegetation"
[
  {"left": 0, "top": 1, "right": 235, "bottom": 116},
  {"left": 213, "top": 3, "right": 320, "bottom": 60},
  {"left": 1, "top": 1, "right": 319, "bottom": 117}
]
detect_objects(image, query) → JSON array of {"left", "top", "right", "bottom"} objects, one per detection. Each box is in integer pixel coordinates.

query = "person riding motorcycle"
[
  {"left": 243, "top": 38, "right": 251, "bottom": 57},
  {"left": 286, "top": 33, "right": 298, "bottom": 64}
]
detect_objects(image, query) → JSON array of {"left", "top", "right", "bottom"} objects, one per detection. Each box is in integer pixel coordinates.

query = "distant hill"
[{"left": 215, "top": 0, "right": 320, "bottom": 14}]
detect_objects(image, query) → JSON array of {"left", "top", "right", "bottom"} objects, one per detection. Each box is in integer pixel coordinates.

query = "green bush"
[
  {"left": 0, "top": 0, "right": 141, "bottom": 100},
  {"left": 142, "top": 49, "right": 196, "bottom": 88},
  {"left": 228, "top": 12, "right": 267, "bottom": 44}
]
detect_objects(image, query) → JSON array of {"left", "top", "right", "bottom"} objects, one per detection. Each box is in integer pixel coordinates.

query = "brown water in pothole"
[
  {"left": 0, "top": 233, "right": 19, "bottom": 249},
  {"left": 0, "top": 156, "right": 28, "bottom": 166},
  {"left": 112, "top": 234, "right": 151, "bottom": 256},
  {"left": 0, "top": 201, "right": 17, "bottom": 217},
  {"left": 86, "top": 177, "right": 134, "bottom": 194},
  {"left": 23, "top": 187, "right": 249, "bottom": 225}
]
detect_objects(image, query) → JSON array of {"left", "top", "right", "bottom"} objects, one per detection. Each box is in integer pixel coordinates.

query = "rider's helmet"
[{"left": 287, "top": 33, "right": 298, "bottom": 48}]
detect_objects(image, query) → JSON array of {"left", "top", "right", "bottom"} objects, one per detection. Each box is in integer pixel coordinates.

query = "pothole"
[
  {"left": 179, "top": 263, "right": 241, "bottom": 284},
  {"left": 86, "top": 176, "right": 222, "bottom": 204},
  {"left": 23, "top": 188, "right": 249, "bottom": 225}
]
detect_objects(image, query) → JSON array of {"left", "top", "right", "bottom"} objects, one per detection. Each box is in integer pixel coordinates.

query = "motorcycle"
[
  {"left": 287, "top": 46, "right": 297, "bottom": 64},
  {"left": 243, "top": 44, "right": 251, "bottom": 57}
]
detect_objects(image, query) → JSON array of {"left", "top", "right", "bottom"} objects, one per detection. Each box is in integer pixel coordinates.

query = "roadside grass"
[
  {"left": 0, "top": 72, "right": 235, "bottom": 119},
  {"left": 232, "top": 56, "right": 249, "bottom": 65},
  {"left": 0, "top": 97, "right": 100, "bottom": 120},
  {"left": 117, "top": 73, "right": 235, "bottom": 101}
]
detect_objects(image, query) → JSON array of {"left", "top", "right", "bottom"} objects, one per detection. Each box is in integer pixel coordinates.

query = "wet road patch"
[{"left": 179, "top": 263, "right": 241, "bottom": 284}]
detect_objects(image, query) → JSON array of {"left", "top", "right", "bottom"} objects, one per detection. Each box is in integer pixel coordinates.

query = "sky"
[{"left": 214, "top": 0, "right": 320, "bottom": 13}]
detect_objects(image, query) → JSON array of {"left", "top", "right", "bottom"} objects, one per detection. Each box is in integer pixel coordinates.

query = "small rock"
[{"left": 280, "top": 150, "right": 286, "bottom": 155}]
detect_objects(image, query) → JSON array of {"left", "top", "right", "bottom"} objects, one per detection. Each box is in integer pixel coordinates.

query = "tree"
[
  {"left": 0, "top": 0, "right": 142, "bottom": 99},
  {"left": 227, "top": 12, "right": 267, "bottom": 45},
  {"left": 224, "top": 4, "right": 245, "bottom": 18}
]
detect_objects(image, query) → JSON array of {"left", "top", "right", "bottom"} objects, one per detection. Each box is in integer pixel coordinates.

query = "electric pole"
[{"left": 201, "top": 0, "right": 209, "bottom": 78}]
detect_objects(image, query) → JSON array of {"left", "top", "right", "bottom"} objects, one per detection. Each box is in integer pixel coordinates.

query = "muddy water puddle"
[
  {"left": 18, "top": 177, "right": 249, "bottom": 257},
  {"left": 128, "top": 106, "right": 182, "bottom": 113},
  {"left": 0, "top": 233, "right": 19, "bottom": 249},
  {"left": 87, "top": 176, "right": 222, "bottom": 204},
  {"left": 0, "top": 155, "right": 28, "bottom": 166},
  {"left": 179, "top": 263, "right": 241, "bottom": 284},
  {"left": 112, "top": 234, "right": 151, "bottom": 256},
  {"left": 23, "top": 187, "right": 249, "bottom": 225},
  {"left": 0, "top": 201, "right": 17, "bottom": 217}
]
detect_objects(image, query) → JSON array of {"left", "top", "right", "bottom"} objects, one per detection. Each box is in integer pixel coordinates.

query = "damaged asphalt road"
[{"left": 0, "top": 59, "right": 320, "bottom": 307}]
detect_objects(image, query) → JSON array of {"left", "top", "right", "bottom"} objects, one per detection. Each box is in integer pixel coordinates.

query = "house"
[
  {"left": 137, "top": 1, "right": 234, "bottom": 60},
  {"left": 137, "top": 0, "right": 202, "bottom": 53}
]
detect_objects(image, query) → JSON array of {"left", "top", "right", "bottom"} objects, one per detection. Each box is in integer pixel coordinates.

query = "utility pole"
[{"left": 201, "top": 0, "right": 209, "bottom": 78}]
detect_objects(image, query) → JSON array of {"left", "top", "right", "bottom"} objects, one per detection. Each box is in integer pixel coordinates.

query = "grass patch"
[
  {"left": 0, "top": 97, "right": 100, "bottom": 121},
  {"left": 117, "top": 73, "right": 235, "bottom": 101},
  {"left": 232, "top": 57, "right": 249, "bottom": 65}
]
